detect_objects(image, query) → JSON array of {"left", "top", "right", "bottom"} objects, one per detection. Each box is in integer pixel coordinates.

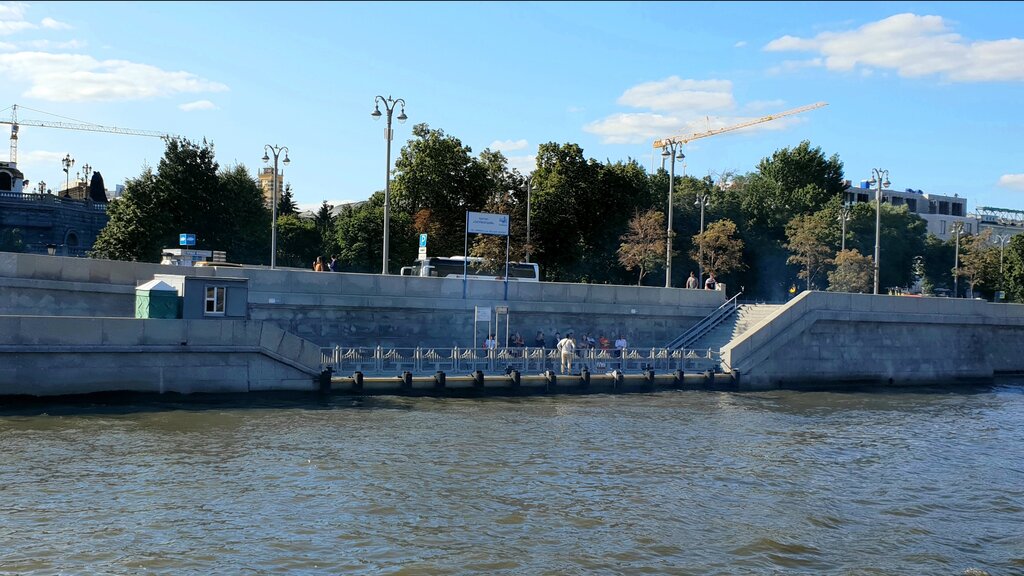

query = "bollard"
[
  {"left": 643, "top": 368, "right": 656, "bottom": 389},
  {"left": 673, "top": 369, "right": 684, "bottom": 388},
  {"left": 579, "top": 368, "right": 590, "bottom": 389},
  {"left": 401, "top": 371, "right": 413, "bottom": 390},
  {"left": 509, "top": 369, "right": 521, "bottom": 387},
  {"left": 352, "top": 371, "right": 364, "bottom": 392},
  {"left": 318, "top": 367, "right": 333, "bottom": 393},
  {"left": 610, "top": 369, "right": 623, "bottom": 391},
  {"left": 434, "top": 370, "right": 446, "bottom": 389},
  {"left": 472, "top": 370, "right": 485, "bottom": 388},
  {"left": 544, "top": 370, "right": 557, "bottom": 392},
  {"left": 704, "top": 369, "right": 715, "bottom": 388}
]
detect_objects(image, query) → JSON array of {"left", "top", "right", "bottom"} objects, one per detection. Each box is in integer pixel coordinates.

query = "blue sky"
[{"left": 1, "top": 1, "right": 1022, "bottom": 213}]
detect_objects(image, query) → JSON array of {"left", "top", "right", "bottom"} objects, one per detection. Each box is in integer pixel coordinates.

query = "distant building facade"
[
  {"left": 258, "top": 167, "right": 284, "bottom": 206},
  {"left": 844, "top": 181, "right": 976, "bottom": 241},
  {"left": 974, "top": 206, "right": 1024, "bottom": 239}
]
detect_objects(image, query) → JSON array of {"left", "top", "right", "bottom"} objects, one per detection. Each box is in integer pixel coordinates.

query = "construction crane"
[
  {"left": 1, "top": 103, "right": 175, "bottom": 164},
  {"left": 652, "top": 101, "right": 827, "bottom": 149}
]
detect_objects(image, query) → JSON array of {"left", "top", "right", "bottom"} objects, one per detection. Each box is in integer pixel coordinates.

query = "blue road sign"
[
  {"left": 419, "top": 234, "right": 427, "bottom": 247},
  {"left": 179, "top": 233, "right": 196, "bottom": 246}
]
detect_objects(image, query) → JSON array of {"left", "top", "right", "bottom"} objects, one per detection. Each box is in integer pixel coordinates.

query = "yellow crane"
[
  {"left": 652, "top": 101, "right": 827, "bottom": 149},
  {"left": 1, "top": 103, "right": 175, "bottom": 164}
]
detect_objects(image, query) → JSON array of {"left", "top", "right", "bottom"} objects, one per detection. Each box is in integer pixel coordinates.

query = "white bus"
[{"left": 400, "top": 256, "right": 540, "bottom": 282}]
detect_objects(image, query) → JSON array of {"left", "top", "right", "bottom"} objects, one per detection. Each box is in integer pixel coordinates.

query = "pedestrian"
[
  {"left": 534, "top": 331, "right": 546, "bottom": 348},
  {"left": 598, "top": 334, "right": 610, "bottom": 350},
  {"left": 328, "top": 255, "right": 338, "bottom": 272},
  {"left": 512, "top": 332, "right": 524, "bottom": 347},
  {"left": 704, "top": 272, "right": 716, "bottom": 290},
  {"left": 551, "top": 331, "right": 561, "bottom": 349},
  {"left": 557, "top": 334, "right": 576, "bottom": 375},
  {"left": 686, "top": 271, "right": 698, "bottom": 289},
  {"left": 313, "top": 256, "right": 325, "bottom": 272},
  {"left": 485, "top": 334, "right": 497, "bottom": 353},
  {"left": 614, "top": 334, "right": 628, "bottom": 368}
]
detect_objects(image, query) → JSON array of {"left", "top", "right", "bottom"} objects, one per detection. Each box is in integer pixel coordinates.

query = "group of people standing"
[
  {"left": 313, "top": 256, "right": 338, "bottom": 272},
  {"left": 686, "top": 271, "right": 717, "bottom": 290}
]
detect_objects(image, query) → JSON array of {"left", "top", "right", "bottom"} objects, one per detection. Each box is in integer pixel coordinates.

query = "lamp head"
[
  {"left": 283, "top": 154, "right": 290, "bottom": 166},
  {"left": 883, "top": 179, "right": 891, "bottom": 188},
  {"left": 262, "top": 153, "right": 270, "bottom": 164},
  {"left": 661, "top": 147, "right": 670, "bottom": 158},
  {"left": 397, "top": 109, "right": 408, "bottom": 123},
  {"left": 676, "top": 151, "right": 685, "bottom": 160},
  {"left": 371, "top": 106, "right": 382, "bottom": 119}
]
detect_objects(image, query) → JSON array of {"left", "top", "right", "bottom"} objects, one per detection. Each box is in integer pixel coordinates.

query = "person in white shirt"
[
  {"left": 614, "top": 335, "right": 627, "bottom": 368},
  {"left": 557, "top": 335, "right": 576, "bottom": 375},
  {"left": 485, "top": 334, "right": 497, "bottom": 353}
]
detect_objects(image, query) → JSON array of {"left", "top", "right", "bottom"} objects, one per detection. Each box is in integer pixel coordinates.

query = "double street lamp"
[
  {"left": 61, "top": 154, "right": 74, "bottom": 194},
  {"left": 952, "top": 221, "right": 964, "bottom": 298},
  {"left": 371, "top": 95, "right": 407, "bottom": 275},
  {"left": 262, "top": 144, "right": 291, "bottom": 269},
  {"left": 524, "top": 174, "right": 537, "bottom": 263},
  {"left": 867, "top": 168, "right": 890, "bottom": 295},
  {"left": 837, "top": 203, "right": 852, "bottom": 252},
  {"left": 695, "top": 189, "right": 710, "bottom": 287},
  {"left": 661, "top": 140, "right": 684, "bottom": 288},
  {"left": 994, "top": 233, "right": 1011, "bottom": 290}
]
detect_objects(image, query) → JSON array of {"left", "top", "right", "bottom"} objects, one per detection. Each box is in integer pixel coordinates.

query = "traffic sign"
[{"left": 419, "top": 233, "right": 428, "bottom": 247}]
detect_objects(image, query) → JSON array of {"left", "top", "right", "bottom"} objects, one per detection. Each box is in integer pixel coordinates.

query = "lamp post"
[
  {"left": 994, "top": 233, "right": 1010, "bottom": 290},
  {"left": 262, "top": 144, "right": 290, "bottom": 269},
  {"left": 61, "top": 154, "right": 74, "bottom": 194},
  {"left": 867, "top": 168, "right": 890, "bottom": 295},
  {"left": 371, "top": 95, "right": 407, "bottom": 275},
  {"left": 661, "top": 140, "right": 684, "bottom": 288},
  {"left": 953, "top": 221, "right": 964, "bottom": 298},
  {"left": 37, "top": 180, "right": 46, "bottom": 195},
  {"left": 837, "top": 203, "right": 852, "bottom": 252},
  {"left": 524, "top": 174, "right": 537, "bottom": 263},
  {"left": 81, "top": 163, "right": 92, "bottom": 193},
  {"left": 695, "top": 189, "right": 710, "bottom": 287}
]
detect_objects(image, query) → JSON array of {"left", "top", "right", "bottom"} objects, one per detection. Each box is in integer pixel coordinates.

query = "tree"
[
  {"left": 958, "top": 229, "right": 998, "bottom": 298},
  {"left": 1002, "top": 234, "right": 1024, "bottom": 302},
  {"left": 691, "top": 219, "right": 745, "bottom": 279},
  {"left": 274, "top": 214, "right": 320, "bottom": 269},
  {"left": 315, "top": 200, "right": 337, "bottom": 259},
  {"left": 617, "top": 209, "right": 665, "bottom": 285},
  {"left": 216, "top": 164, "right": 271, "bottom": 264},
  {"left": 845, "top": 202, "right": 927, "bottom": 290},
  {"left": 0, "top": 228, "right": 24, "bottom": 252},
  {"left": 90, "top": 169, "right": 161, "bottom": 261},
  {"left": 785, "top": 213, "right": 833, "bottom": 290},
  {"left": 277, "top": 184, "right": 298, "bottom": 216},
  {"left": 827, "top": 249, "right": 873, "bottom": 293},
  {"left": 334, "top": 192, "right": 415, "bottom": 273},
  {"left": 921, "top": 233, "right": 955, "bottom": 293}
]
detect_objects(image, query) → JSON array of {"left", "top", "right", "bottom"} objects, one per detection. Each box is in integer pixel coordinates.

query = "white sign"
[
  {"left": 495, "top": 306, "right": 508, "bottom": 314},
  {"left": 475, "top": 306, "right": 491, "bottom": 321},
  {"left": 418, "top": 246, "right": 427, "bottom": 259},
  {"left": 467, "top": 211, "right": 509, "bottom": 236}
]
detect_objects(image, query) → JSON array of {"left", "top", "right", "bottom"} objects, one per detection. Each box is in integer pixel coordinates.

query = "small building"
[
  {"left": 153, "top": 274, "right": 249, "bottom": 320},
  {"left": 844, "top": 182, "right": 976, "bottom": 241}
]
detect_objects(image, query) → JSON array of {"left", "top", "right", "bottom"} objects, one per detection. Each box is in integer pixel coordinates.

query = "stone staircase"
[{"left": 687, "top": 303, "right": 782, "bottom": 355}]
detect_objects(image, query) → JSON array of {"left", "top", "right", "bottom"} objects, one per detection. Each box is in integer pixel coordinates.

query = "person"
[
  {"left": 512, "top": 332, "right": 524, "bottom": 347},
  {"left": 328, "top": 255, "right": 338, "bottom": 272},
  {"left": 484, "top": 334, "right": 497, "bottom": 353},
  {"left": 313, "top": 256, "right": 325, "bottom": 272},
  {"left": 551, "top": 331, "right": 561, "bottom": 349},
  {"left": 535, "top": 331, "right": 546, "bottom": 348},
  {"left": 585, "top": 333, "right": 596, "bottom": 350},
  {"left": 557, "top": 334, "right": 576, "bottom": 375},
  {"left": 614, "top": 334, "right": 628, "bottom": 369},
  {"left": 598, "top": 334, "right": 610, "bottom": 350},
  {"left": 686, "top": 271, "right": 699, "bottom": 289},
  {"left": 704, "top": 272, "right": 716, "bottom": 290}
]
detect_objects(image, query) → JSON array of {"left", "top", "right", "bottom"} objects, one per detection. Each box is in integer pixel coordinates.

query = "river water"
[{"left": 1, "top": 385, "right": 1022, "bottom": 575}]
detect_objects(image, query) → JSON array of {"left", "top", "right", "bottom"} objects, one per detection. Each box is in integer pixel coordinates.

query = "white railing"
[{"left": 319, "top": 346, "right": 720, "bottom": 375}]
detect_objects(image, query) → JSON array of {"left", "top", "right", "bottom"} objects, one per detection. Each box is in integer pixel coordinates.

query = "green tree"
[
  {"left": 0, "top": 228, "right": 24, "bottom": 252},
  {"left": 275, "top": 214, "right": 320, "bottom": 269},
  {"left": 90, "top": 169, "right": 159, "bottom": 261},
  {"left": 617, "top": 209, "right": 665, "bottom": 285},
  {"left": 277, "top": 184, "right": 298, "bottom": 216},
  {"left": 315, "top": 200, "right": 337, "bottom": 259},
  {"left": 921, "top": 234, "right": 955, "bottom": 293},
  {"left": 958, "top": 229, "right": 998, "bottom": 298},
  {"left": 530, "top": 142, "right": 599, "bottom": 281},
  {"left": 334, "top": 192, "right": 415, "bottom": 273},
  {"left": 217, "top": 164, "right": 271, "bottom": 264},
  {"left": 691, "top": 219, "right": 745, "bottom": 279},
  {"left": 845, "top": 202, "right": 927, "bottom": 290},
  {"left": 827, "top": 249, "right": 873, "bottom": 293},
  {"left": 785, "top": 212, "right": 833, "bottom": 290},
  {"left": 1002, "top": 234, "right": 1024, "bottom": 302}
]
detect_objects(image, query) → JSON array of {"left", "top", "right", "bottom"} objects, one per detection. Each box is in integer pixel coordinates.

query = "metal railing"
[
  {"left": 665, "top": 291, "right": 743, "bottom": 350},
  {"left": 320, "top": 346, "right": 720, "bottom": 376}
]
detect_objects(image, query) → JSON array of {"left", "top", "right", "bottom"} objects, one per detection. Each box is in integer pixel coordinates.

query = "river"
[{"left": 1, "top": 385, "right": 1022, "bottom": 575}]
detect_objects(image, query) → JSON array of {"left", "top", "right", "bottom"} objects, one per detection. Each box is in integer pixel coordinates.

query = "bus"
[{"left": 400, "top": 256, "right": 540, "bottom": 282}]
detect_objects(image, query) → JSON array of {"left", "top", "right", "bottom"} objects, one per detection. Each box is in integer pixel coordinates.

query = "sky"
[{"left": 0, "top": 1, "right": 1022, "bottom": 214}]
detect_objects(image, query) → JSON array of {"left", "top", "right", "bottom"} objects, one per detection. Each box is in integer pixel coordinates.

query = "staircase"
[{"left": 687, "top": 303, "right": 781, "bottom": 354}]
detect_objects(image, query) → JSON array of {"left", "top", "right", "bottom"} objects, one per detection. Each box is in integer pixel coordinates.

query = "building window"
[
  {"left": 967, "top": 223, "right": 972, "bottom": 234},
  {"left": 941, "top": 220, "right": 947, "bottom": 235},
  {"left": 907, "top": 198, "right": 918, "bottom": 212},
  {"left": 953, "top": 203, "right": 964, "bottom": 217},
  {"left": 205, "top": 286, "right": 226, "bottom": 315}
]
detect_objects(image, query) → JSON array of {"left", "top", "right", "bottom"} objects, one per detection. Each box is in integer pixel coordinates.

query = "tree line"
[{"left": 88, "top": 130, "right": 1024, "bottom": 303}]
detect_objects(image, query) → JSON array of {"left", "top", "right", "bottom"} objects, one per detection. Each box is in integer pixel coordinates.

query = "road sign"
[
  {"left": 467, "top": 212, "right": 509, "bottom": 236},
  {"left": 179, "top": 233, "right": 196, "bottom": 246},
  {"left": 475, "top": 306, "right": 491, "bottom": 321},
  {"left": 419, "top": 234, "right": 428, "bottom": 247},
  {"left": 418, "top": 246, "right": 427, "bottom": 259},
  {"left": 496, "top": 306, "right": 508, "bottom": 314}
]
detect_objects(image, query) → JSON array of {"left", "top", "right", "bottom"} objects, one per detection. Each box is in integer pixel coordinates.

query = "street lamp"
[
  {"left": 837, "top": 203, "right": 852, "bottom": 252},
  {"left": 262, "top": 144, "right": 291, "bottom": 269},
  {"left": 46, "top": 244, "right": 56, "bottom": 256},
  {"left": 81, "top": 163, "right": 92, "bottom": 193},
  {"left": 867, "top": 168, "right": 890, "bottom": 295},
  {"left": 661, "top": 140, "right": 684, "bottom": 288},
  {"left": 952, "top": 221, "right": 964, "bottom": 298},
  {"left": 61, "top": 154, "right": 74, "bottom": 194},
  {"left": 371, "top": 95, "right": 407, "bottom": 275},
  {"left": 695, "top": 188, "right": 710, "bottom": 287},
  {"left": 37, "top": 180, "right": 46, "bottom": 195},
  {"left": 993, "top": 233, "right": 1010, "bottom": 290},
  {"left": 524, "top": 174, "right": 537, "bottom": 263}
]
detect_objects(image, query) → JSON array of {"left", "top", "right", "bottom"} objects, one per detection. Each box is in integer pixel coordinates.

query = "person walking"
[
  {"left": 328, "top": 255, "right": 338, "bottom": 272},
  {"left": 557, "top": 334, "right": 576, "bottom": 375},
  {"left": 313, "top": 256, "right": 325, "bottom": 272},
  {"left": 704, "top": 272, "right": 717, "bottom": 290},
  {"left": 686, "top": 271, "right": 699, "bottom": 289}
]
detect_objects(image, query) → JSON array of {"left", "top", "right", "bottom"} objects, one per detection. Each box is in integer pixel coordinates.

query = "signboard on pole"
[
  {"left": 179, "top": 233, "right": 196, "bottom": 247},
  {"left": 467, "top": 212, "right": 509, "bottom": 236},
  {"left": 475, "top": 306, "right": 491, "bottom": 321},
  {"left": 418, "top": 233, "right": 428, "bottom": 260}
]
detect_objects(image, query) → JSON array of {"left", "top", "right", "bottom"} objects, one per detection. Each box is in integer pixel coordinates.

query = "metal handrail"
[{"left": 665, "top": 291, "right": 743, "bottom": 350}]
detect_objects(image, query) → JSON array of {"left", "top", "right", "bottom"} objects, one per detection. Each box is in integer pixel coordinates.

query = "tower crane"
[
  {"left": 652, "top": 101, "right": 827, "bottom": 149},
  {"left": 1, "top": 103, "right": 175, "bottom": 164}
]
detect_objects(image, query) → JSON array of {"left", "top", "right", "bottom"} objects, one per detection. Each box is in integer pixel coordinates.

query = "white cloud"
[
  {"left": 0, "top": 40, "right": 14, "bottom": 50},
  {"left": 0, "top": 18, "right": 31, "bottom": 35},
  {"left": 584, "top": 112, "right": 683, "bottom": 145},
  {"left": 505, "top": 154, "right": 536, "bottom": 175},
  {"left": 40, "top": 17, "right": 70, "bottom": 30},
  {"left": 567, "top": 105, "right": 584, "bottom": 113},
  {"left": 764, "top": 13, "right": 1024, "bottom": 82},
  {"left": 489, "top": 138, "right": 527, "bottom": 152},
  {"left": 0, "top": 1, "right": 31, "bottom": 35},
  {"left": 23, "top": 38, "right": 85, "bottom": 50},
  {"left": 734, "top": 41, "right": 747, "bottom": 48},
  {"left": 997, "top": 174, "right": 1024, "bottom": 191},
  {"left": 0, "top": 51, "right": 229, "bottom": 102},
  {"left": 179, "top": 99, "right": 217, "bottom": 112},
  {"left": 766, "top": 58, "right": 823, "bottom": 75},
  {"left": 19, "top": 149, "right": 67, "bottom": 164},
  {"left": 617, "top": 76, "right": 734, "bottom": 112}
]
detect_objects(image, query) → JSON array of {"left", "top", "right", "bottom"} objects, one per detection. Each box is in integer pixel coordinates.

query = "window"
[
  {"left": 907, "top": 198, "right": 918, "bottom": 212},
  {"left": 205, "top": 285, "right": 226, "bottom": 315},
  {"left": 940, "top": 220, "right": 947, "bottom": 235}
]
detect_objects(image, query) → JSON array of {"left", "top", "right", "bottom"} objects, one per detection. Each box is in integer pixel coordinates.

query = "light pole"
[
  {"left": 868, "top": 168, "right": 890, "bottom": 295},
  {"left": 262, "top": 144, "right": 290, "bottom": 269},
  {"left": 371, "top": 95, "right": 407, "bottom": 275},
  {"left": 838, "top": 203, "right": 852, "bottom": 252},
  {"left": 81, "top": 163, "right": 92, "bottom": 188},
  {"left": 661, "top": 140, "right": 684, "bottom": 287},
  {"left": 61, "top": 154, "right": 74, "bottom": 194},
  {"left": 953, "top": 221, "right": 964, "bottom": 298},
  {"left": 695, "top": 189, "right": 710, "bottom": 287},
  {"left": 37, "top": 180, "right": 46, "bottom": 195},
  {"left": 524, "top": 174, "right": 537, "bottom": 263},
  {"left": 994, "top": 233, "right": 1010, "bottom": 291}
]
